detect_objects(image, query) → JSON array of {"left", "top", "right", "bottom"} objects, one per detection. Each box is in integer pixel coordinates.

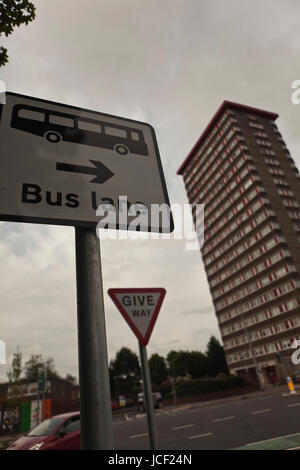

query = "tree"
[
  {"left": 0, "top": 0, "right": 36, "bottom": 67},
  {"left": 166, "top": 350, "right": 179, "bottom": 378},
  {"left": 184, "top": 351, "right": 208, "bottom": 379},
  {"left": 24, "top": 354, "right": 61, "bottom": 382},
  {"left": 167, "top": 350, "right": 209, "bottom": 379},
  {"left": 149, "top": 354, "right": 168, "bottom": 386},
  {"left": 110, "top": 347, "right": 140, "bottom": 382},
  {"left": 6, "top": 347, "right": 23, "bottom": 406},
  {"left": 65, "top": 374, "right": 77, "bottom": 386},
  {"left": 206, "top": 336, "right": 229, "bottom": 377},
  {"left": 7, "top": 347, "right": 22, "bottom": 383},
  {"left": 110, "top": 347, "right": 141, "bottom": 398}
]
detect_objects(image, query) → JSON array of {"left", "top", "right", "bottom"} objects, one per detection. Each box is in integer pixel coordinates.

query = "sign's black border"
[{"left": 0, "top": 92, "right": 174, "bottom": 233}]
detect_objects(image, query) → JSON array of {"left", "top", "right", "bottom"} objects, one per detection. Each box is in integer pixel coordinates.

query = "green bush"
[{"left": 175, "top": 376, "right": 249, "bottom": 398}]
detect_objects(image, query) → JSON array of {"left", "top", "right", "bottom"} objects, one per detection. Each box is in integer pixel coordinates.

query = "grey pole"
[
  {"left": 138, "top": 342, "right": 159, "bottom": 450},
  {"left": 75, "top": 227, "right": 114, "bottom": 450}
]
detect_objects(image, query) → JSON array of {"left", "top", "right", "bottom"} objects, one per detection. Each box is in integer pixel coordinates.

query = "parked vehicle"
[
  {"left": 7, "top": 412, "right": 80, "bottom": 450},
  {"left": 137, "top": 392, "right": 162, "bottom": 412}
]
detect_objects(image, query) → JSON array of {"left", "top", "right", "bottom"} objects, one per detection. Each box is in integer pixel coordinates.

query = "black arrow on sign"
[{"left": 56, "top": 160, "right": 114, "bottom": 184}]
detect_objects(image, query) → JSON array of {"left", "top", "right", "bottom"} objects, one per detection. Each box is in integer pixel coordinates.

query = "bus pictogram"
[{"left": 11, "top": 104, "right": 149, "bottom": 156}]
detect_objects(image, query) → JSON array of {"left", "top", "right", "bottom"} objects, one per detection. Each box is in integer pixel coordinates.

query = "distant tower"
[{"left": 178, "top": 101, "right": 300, "bottom": 385}]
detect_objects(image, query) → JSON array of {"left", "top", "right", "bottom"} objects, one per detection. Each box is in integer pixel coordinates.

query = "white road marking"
[
  {"left": 251, "top": 408, "right": 271, "bottom": 415},
  {"left": 129, "top": 433, "right": 148, "bottom": 439},
  {"left": 188, "top": 432, "right": 213, "bottom": 440},
  {"left": 125, "top": 413, "right": 134, "bottom": 421},
  {"left": 287, "top": 402, "right": 300, "bottom": 408},
  {"left": 173, "top": 424, "right": 194, "bottom": 430},
  {"left": 213, "top": 416, "right": 235, "bottom": 423}
]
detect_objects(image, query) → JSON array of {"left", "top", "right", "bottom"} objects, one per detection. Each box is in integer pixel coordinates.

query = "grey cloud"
[{"left": 181, "top": 308, "right": 213, "bottom": 316}]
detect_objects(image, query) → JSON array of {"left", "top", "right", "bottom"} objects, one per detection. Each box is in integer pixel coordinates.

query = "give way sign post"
[{"left": 108, "top": 288, "right": 166, "bottom": 450}]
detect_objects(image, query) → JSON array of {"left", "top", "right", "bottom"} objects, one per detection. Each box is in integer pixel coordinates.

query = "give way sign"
[{"left": 108, "top": 288, "right": 166, "bottom": 346}]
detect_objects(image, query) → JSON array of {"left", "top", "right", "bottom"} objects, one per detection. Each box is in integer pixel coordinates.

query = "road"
[{"left": 113, "top": 392, "right": 300, "bottom": 450}]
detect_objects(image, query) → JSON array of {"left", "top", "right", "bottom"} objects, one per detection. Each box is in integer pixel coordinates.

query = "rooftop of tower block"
[{"left": 177, "top": 101, "right": 279, "bottom": 175}]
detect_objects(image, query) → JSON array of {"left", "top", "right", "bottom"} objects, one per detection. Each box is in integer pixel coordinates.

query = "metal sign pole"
[
  {"left": 75, "top": 227, "right": 114, "bottom": 450},
  {"left": 138, "top": 342, "right": 159, "bottom": 450}
]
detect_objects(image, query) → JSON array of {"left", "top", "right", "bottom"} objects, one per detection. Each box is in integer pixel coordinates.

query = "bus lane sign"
[{"left": 0, "top": 92, "right": 173, "bottom": 232}]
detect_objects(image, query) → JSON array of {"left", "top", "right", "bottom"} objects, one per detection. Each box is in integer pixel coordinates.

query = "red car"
[{"left": 7, "top": 412, "right": 80, "bottom": 450}]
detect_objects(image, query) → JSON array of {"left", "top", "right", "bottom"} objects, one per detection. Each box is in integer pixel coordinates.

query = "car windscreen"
[{"left": 28, "top": 417, "right": 65, "bottom": 436}]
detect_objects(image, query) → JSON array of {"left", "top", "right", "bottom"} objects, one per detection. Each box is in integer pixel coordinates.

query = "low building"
[{"left": 0, "top": 377, "right": 74, "bottom": 402}]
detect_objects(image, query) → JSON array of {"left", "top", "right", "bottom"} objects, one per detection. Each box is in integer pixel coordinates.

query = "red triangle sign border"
[{"left": 108, "top": 288, "right": 166, "bottom": 346}]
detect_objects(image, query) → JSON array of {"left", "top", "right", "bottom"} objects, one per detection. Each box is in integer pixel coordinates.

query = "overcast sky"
[{"left": 1, "top": 0, "right": 300, "bottom": 382}]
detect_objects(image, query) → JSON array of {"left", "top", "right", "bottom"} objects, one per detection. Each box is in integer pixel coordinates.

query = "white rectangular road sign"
[{"left": 0, "top": 93, "right": 173, "bottom": 232}]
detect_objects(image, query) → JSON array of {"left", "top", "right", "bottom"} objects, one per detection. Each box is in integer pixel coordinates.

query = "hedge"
[{"left": 174, "top": 376, "right": 248, "bottom": 398}]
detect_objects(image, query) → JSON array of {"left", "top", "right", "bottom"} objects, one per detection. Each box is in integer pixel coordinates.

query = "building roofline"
[{"left": 177, "top": 101, "right": 279, "bottom": 175}]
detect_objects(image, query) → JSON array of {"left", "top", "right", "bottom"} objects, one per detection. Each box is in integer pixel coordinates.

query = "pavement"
[{"left": 233, "top": 432, "right": 300, "bottom": 450}]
